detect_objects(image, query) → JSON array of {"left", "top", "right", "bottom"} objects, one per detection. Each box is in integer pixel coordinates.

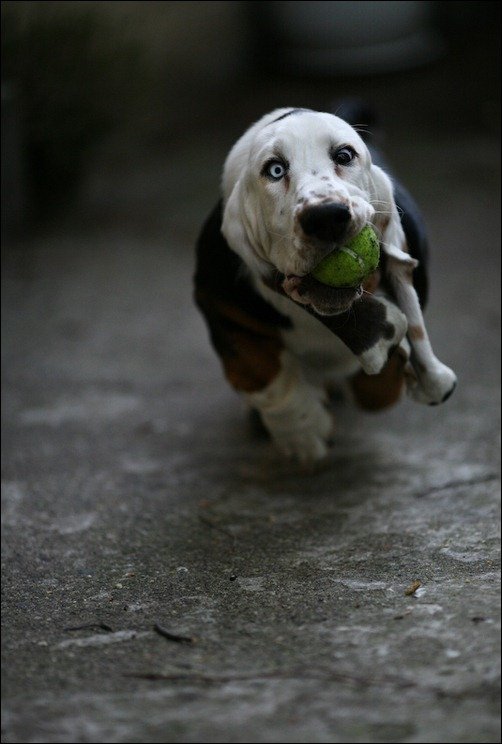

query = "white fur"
[
  {"left": 245, "top": 349, "right": 334, "bottom": 462},
  {"left": 221, "top": 109, "right": 456, "bottom": 459},
  {"left": 386, "top": 257, "right": 457, "bottom": 404},
  {"left": 222, "top": 109, "right": 377, "bottom": 278}
]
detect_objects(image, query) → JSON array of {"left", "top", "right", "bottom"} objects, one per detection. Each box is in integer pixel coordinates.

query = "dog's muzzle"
[{"left": 282, "top": 201, "right": 360, "bottom": 315}]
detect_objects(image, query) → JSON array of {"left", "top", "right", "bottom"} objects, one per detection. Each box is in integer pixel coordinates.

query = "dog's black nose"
[{"left": 298, "top": 203, "right": 351, "bottom": 243}]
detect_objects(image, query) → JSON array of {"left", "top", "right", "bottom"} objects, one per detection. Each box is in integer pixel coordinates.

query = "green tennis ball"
[{"left": 311, "top": 225, "right": 380, "bottom": 288}]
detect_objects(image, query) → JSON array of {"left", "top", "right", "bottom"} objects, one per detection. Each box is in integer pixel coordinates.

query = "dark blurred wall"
[
  {"left": 1, "top": 1, "right": 499, "bottom": 234},
  {"left": 1, "top": 1, "right": 249, "bottom": 228}
]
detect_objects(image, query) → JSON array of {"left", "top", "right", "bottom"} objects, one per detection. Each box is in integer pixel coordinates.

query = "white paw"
[
  {"left": 407, "top": 359, "right": 457, "bottom": 405},
  {"left": 359, "top": 298, "right": 408, "bottom": 375},
  {"left": 261, "top": 395, "right": 333, "bottom": 463}
]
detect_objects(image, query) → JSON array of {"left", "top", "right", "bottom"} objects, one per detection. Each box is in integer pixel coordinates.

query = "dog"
[{"left": 194, "top": 105, "right": 457, "bottom": 461}]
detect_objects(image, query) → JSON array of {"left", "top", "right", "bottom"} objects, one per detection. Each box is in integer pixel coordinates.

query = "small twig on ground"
[
  {"left": 123, "top": 668, "right": 416, "bottom": 689},
  {"left": 63, "top": 623, "right": 114, "bottom": 632},
  {"left": 153, "top": 623, "right": 194, "bottom": 644},
  {"left": 404, "top": 580, "right": 422, "bottom": 596},
  {"left": 415, "top": 473, "right": 498, "bottom": 498}
]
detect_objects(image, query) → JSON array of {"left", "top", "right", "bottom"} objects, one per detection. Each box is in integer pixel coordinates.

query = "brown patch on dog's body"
[
  {"left": 350, "top": 350, "right": 406, "bottom": 410},
  {"left": 195, "top": 291, "right": 284, "bottom": 393},
  {"left": 195, "top": 201, "right": 292, "bottom": 394},
  {"left": 408, "top": 324, "right": 425, "bottom": 341}
]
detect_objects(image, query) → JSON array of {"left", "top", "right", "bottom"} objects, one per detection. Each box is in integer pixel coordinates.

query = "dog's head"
[{"left": 222, "top": 108, "right": 401, "bottom": 315}]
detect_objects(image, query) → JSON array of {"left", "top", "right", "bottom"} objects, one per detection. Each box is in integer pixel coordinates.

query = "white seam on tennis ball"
[{"left": 339, "top": 246, "right": 365, "bottom": 270}]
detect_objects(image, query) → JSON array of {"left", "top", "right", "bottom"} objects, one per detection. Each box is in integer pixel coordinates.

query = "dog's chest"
[{"left": 259, "top": 283, "right": 360, "bottom": 380}]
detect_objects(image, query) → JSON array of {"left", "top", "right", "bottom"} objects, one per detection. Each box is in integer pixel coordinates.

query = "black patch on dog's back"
[
  {"left": 393, "top": 181, "right": 429, "bottom": 308},
  {"left": 270, "top": 108, "right": 311, "bottom": 124},
  {"left": 194, "top": 201, "right": 292, "bottom": 392}
]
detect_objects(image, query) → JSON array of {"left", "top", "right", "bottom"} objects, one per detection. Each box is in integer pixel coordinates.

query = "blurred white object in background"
[{"left": 267, "top": 0, "right": 443, "bottom": 74}]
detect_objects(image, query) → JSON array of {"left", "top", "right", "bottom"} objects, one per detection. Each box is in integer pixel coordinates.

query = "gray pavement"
[{"left": 2, "top": 65, "right": 501, "bottom": 744}]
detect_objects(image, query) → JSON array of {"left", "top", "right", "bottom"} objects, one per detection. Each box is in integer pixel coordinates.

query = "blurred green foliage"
[{"left": 1, "top": 3, "right": 150, "bottom": 216}]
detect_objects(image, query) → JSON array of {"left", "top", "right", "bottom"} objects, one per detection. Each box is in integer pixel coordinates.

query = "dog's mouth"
[{"left": 282, "top": 273, "right": 362, "bottom": 316}]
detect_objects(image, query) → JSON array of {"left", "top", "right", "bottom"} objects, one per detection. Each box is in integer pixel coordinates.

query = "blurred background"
[{"left": 1, "top": 0, "right": 500, "bottom": 239}]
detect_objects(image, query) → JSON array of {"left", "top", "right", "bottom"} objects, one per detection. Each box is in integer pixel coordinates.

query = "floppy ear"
[
  {"left": 369, "top": 163, "right": 418, "bottom": 269},
  {"left": 222, "top": 178, "right": 270, "bottom": 277},
  {"left": 221, "top": 180, "right": 250, "bottom": 258}
]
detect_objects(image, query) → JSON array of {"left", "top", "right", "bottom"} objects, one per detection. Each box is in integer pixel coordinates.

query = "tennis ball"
[{"left": 311, "top": 226, "right": 380, "bottom": 287}]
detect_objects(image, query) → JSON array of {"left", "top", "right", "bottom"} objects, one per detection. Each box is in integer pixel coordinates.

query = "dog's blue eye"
[
  {"left": 266, "top": 161, "right": 287, "bottom": 180},
  {"left": 333, "top": 147, "right": 356, "bottom": 166}
]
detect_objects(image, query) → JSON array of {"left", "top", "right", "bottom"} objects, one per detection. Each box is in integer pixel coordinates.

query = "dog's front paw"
[
  {"left": 261, "top": 396, "right": 333, "bottom": 463},
  {"left": 407, "top": 359, "right": 457, "bottom": 405}
]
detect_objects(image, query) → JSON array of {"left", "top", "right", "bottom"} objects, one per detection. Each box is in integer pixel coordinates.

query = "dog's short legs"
[
  {"left": 246, "top": 351, "right": 333, "bottom": 462},
  {"left": 387, "top": 256, "right": 457, "bottom": 404}
]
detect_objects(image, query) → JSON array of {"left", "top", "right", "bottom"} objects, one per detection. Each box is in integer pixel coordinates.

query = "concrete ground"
[{"left": 2, "top": 36, "right": 501, "bottom": 744}]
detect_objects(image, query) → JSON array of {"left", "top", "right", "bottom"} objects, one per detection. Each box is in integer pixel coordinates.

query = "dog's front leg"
[
  {"left": 386, "top": 253, "right": 457, "bottom": 404},
  {"left": 195, "top": 285, "right": 332, "bottom": 462},
  {"left": 246, "top": 351, "right": 333, "bottom": 462},
  {"left": 311, "top": 294, "right": 408, "bottom": 375},
  {"left": 370, "top": 164, "right": 457, "bottom": 404},
  {"left": 266, "top": 277, "right": 408, "bottom": 376}
]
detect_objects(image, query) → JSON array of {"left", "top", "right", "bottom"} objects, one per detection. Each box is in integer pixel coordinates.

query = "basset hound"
[{"left": 194, "top": 105, "right": 456, "bottom": 461}]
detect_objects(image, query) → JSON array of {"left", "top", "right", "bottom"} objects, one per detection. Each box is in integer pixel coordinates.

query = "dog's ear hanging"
[
  {"left": 222, "top": 179, "right": 270, "bottom": 277},
  {"left": 221, "top": 181, "right": 245, "bottom": 251},
  {"left": 369, "top": 163, "right": 418, "bottom": 269},
  {"left": 369, "top": 162, "right": 429, "bottom": 307}
]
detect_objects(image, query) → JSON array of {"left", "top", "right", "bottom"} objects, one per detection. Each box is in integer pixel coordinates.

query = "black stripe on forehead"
[{"left": 269, "top": 108, "right": 312, "bottom": 125}]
